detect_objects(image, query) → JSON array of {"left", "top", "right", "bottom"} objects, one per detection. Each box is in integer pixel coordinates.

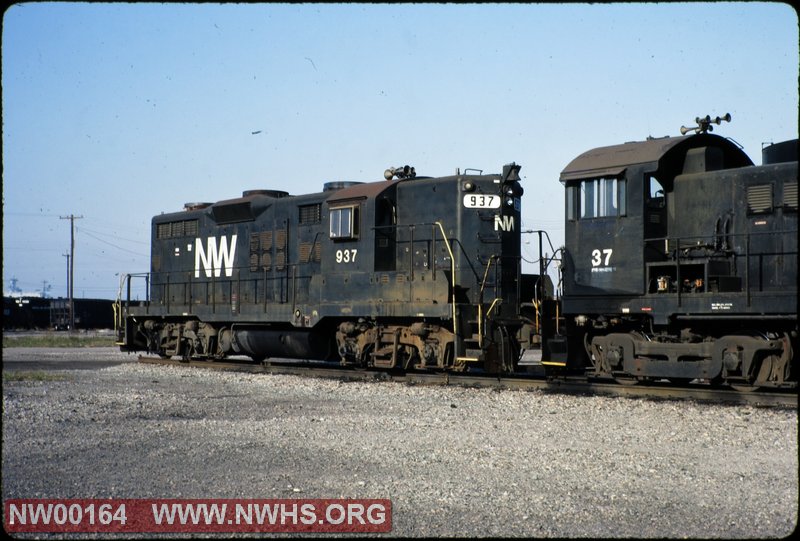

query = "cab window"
[
  {"left": 574, "top": 177, "right": 626, "bottom": 219},
  {"left": 330, "top": 205, "right": 360, "bottom": 239},
  {"left": 647, "top": 176, "right": 665, "bottom": 209}
]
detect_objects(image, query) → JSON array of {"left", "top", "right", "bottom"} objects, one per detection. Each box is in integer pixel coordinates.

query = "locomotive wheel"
[
  {"left": 354, "top": 343, "right": 374, "bottom": 368},
  {"left": 729, "top": 383, "right": 761, "bottom": 393},
  {"left": 727, "top": 333, "right": 792, "bottom": 392},
  {"left": 728, "top": 353, "right": 774, "bottom": 392},
  {"left": 613, "top": 375, "right": 640, "bottom": 386}
]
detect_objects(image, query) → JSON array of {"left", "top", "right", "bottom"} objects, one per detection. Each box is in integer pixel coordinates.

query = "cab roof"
[{"left": 560, "top": 133, "right": 753, "bottom": 182}]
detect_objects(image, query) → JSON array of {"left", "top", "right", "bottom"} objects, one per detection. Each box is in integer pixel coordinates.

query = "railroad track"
[{"left": 138, "top": 356, "right": 798, "bottom": 408}]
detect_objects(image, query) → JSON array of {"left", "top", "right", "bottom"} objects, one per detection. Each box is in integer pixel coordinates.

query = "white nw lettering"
[
  {"left": 195, "top": 235, "right": 237, "bottom": 278},
  {"left": 494, "top": 215, "right": 515, "bottom": 232}
]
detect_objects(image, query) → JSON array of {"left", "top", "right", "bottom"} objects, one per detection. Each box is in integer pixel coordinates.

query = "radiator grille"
[{"left": 299, "top": 203, "right": 322, "bottom": 224}]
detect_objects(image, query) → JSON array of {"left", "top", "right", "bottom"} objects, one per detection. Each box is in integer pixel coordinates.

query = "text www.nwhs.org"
[{"left": 5, "top": 498, "right": 392, "bottom": 533}]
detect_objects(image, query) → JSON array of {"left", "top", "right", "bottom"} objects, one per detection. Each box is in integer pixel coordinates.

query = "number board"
[{"left": 463, "top": 194, "right": 500, "bottom": 209}]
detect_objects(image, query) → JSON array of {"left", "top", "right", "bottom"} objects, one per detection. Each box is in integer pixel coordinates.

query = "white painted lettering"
[{"left": 194, "top": 235, "right": 237, "bottom": 278}]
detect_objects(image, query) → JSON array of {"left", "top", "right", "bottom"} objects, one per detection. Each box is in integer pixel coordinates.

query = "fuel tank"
[{"left": 230, "top": 327, "right": 335, "bottom": 361}]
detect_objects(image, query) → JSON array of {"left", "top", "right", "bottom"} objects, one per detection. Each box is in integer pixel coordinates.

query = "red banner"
[{"left": 4, "top": 498, "right": 392, "bottom": 533}]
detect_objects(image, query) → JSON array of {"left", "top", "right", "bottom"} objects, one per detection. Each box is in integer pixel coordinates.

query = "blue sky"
[{"left": 3, "top": 2, "right": 798, "bottom": 299}]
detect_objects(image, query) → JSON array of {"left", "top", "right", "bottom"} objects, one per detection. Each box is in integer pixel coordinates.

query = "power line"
[
  {"left": 4, "top": 211, "right": 61, "bottom": 218},
  {"left": 78, "top": 225, "right": 150, "bottom": 245},
  {"left": 79, "top": 228, "right": 150, "bottom": 256}
]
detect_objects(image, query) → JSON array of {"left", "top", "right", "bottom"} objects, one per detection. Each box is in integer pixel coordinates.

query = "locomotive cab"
[
  {"left": 561, "top": 134, "right": 753, "bottom": 304},
  {"left": 559, "top": 132, "right": 797, "bottom": 390}
]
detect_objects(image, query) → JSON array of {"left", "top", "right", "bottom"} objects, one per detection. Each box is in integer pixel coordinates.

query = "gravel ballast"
[{"left": 2, "top": 351, "right": 797, "bottom": 538}]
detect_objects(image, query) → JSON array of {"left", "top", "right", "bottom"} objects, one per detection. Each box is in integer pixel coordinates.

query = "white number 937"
[{"left": 336, "top": 249, "right": 357, "bottom": 263}]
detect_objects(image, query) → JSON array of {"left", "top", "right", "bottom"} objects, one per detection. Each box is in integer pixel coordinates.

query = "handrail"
[
  {"left": 477, "top": 255, "right": 500, "bottom": 348},
  {"left": 434, "top": 221, "right": 459, "bottom": 349},
  {"left": 486, "top": 297, "right": 502, "bottom": 318},
  {"left": 113, "top": 273, "right": 126, "bottom": 343},
  {"left": 479, "top": 255, "right": 497, "bottom": 297},
  {"left": 745, "top": 234, "right": 750, "bottom": 307},
  {"left": 644, "top": 227, "right": 797, "bottom": 244},
  {"left": 114, "top": 272, "right": 150, "bottom": 344},
  {"left": 642, "top": 228, "right": 797, "bottom": 302}
]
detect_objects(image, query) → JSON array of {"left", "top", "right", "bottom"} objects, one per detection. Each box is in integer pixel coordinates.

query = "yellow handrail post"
[{"left": 434, "top": 222, "right": 458, "bottom": 346}]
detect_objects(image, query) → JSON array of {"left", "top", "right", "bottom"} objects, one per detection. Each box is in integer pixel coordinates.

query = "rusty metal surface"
[
  {"left": 325, "top": 179, "right": 397, "bottom": 203},
  {"left": 560, "top": 136, "right": 688, "bottom": 181}
]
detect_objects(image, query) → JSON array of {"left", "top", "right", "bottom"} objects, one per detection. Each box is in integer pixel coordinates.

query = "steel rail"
[{"left": 137, "top": 356, "right": 797, "bottom": 409}]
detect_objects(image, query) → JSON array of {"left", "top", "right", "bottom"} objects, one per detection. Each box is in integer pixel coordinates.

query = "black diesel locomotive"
[
  {"left": 117, "top": 163, "right": 540, "bottom": 373},
  {"left": 116, "top": 118, "right": 797, "bottom": 390},
  {"left": 554, "top": 118, "right": 797, "bottom": 390}
]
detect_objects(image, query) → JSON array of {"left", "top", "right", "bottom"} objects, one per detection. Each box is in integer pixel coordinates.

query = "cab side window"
[
  {"left": 570, "top": 177, "right": 626, "bottom": 220},
  {"left": 330, "top": 205, "right": 360, "bottom": 239},
  {"left": 647, "top": 176, "right": 665, "bottom": 209}
]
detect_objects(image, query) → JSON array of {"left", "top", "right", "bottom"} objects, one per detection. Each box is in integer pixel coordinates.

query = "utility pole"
[
  {"left": 63, "top": 252, "right": 70, "bottom": 329},
  {"left": 60, "top": 214, "right": 83, "bottom": 331},
  {"left": 63, "top": 253, "right": 70, "bottom": 297}
]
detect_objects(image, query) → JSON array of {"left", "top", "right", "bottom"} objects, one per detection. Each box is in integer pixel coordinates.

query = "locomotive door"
[
  {"left": 565, "top": 174, "right": 643, "bottom": 295},
  {"left": 644, "top": 174, "right": 668, "bottom": 260},
  {"left": 374, "top": 196, "right": 396, "bottom": 272}
]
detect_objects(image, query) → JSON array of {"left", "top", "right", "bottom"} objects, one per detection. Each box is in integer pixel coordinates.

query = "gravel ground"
[
  {"left": 2, "top": 349, "right": 797, "bottom": 538},
  {"left": 2, "top": 346, "right": 136, "bottom": 371}
]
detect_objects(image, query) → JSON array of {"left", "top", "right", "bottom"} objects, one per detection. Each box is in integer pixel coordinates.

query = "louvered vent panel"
[
  {"left": 784, "top": 182, "right": 798, "bottom": 210},
  {"left": 184, "top": 220, "right": 198, "bottom": 236},
  {"left": 172, "top": 221, "right": 185, "bottom": 237},
  {"left": 747, "top": 184, "right": 772, "bottom": 214}
]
